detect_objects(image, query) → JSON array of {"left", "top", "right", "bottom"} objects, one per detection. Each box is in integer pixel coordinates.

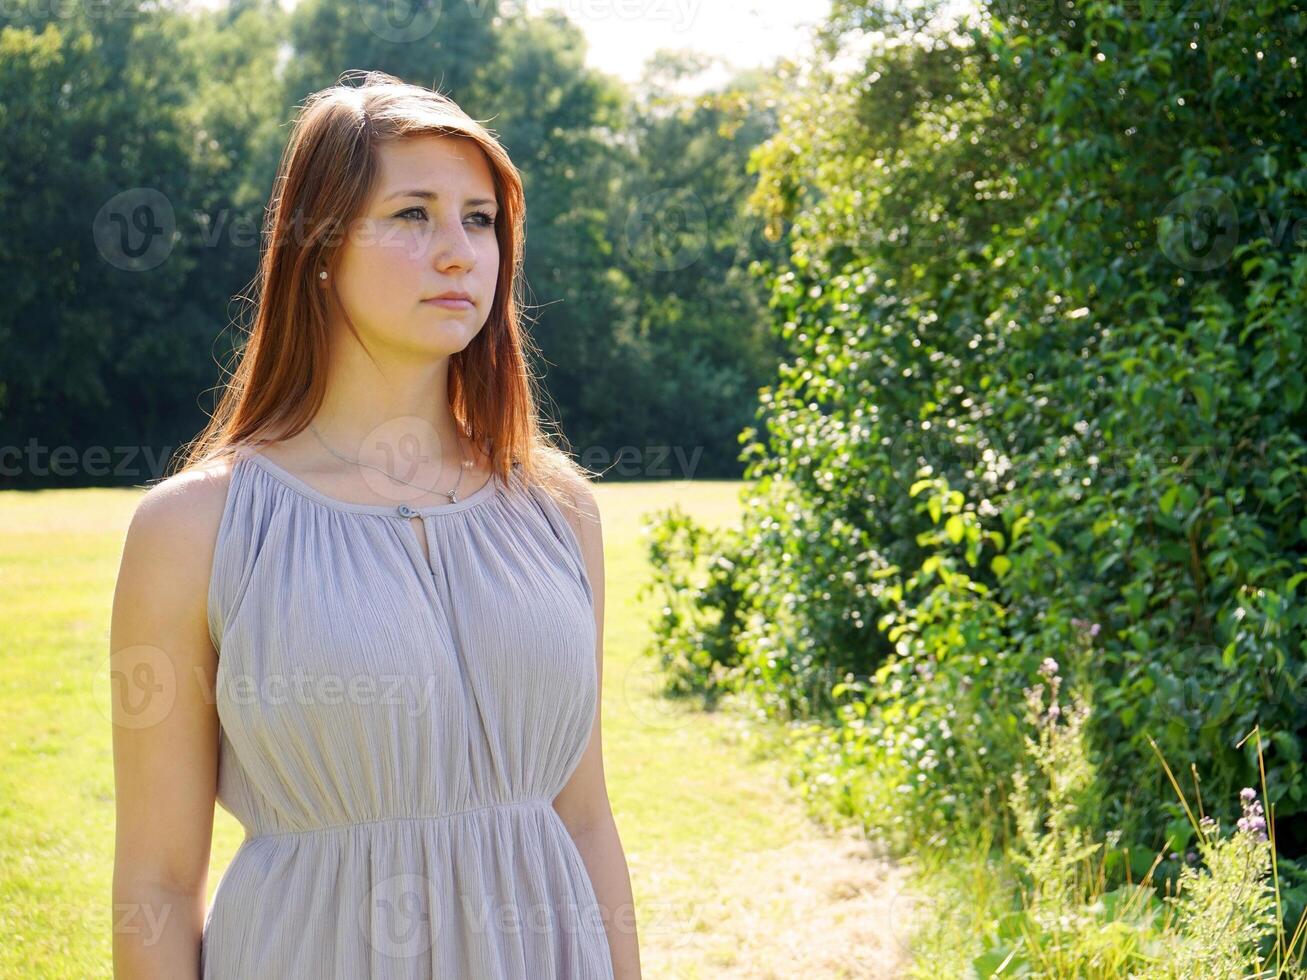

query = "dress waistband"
[{"left": 244, "top": 798, "right": 555, "bottom": 841}]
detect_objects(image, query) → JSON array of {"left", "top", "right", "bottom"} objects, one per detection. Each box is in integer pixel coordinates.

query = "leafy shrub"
[
  {"left": 973, "top": 659, "right": 1298, "bottom": 978},
  {"left": 638, "top": 505, "right": 748, "bottom": 702},
  {"left": 643, "top": 0, "right": 1307, "bottom": 923}
]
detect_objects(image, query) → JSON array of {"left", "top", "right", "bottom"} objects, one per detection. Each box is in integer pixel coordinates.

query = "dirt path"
[
  {"left": 612, "top": 693, "right": 916, "bottom": 979},
  {"left": 602, "top": 484, "right": 916, "bottom": 978},
  {"left": 645, "top": 822, "right": 915, "bottom": 978}
]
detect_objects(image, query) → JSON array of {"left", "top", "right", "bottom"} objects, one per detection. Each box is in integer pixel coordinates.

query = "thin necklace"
[{"left": 308, "top": 422, "right": 472, "bottom": 504}]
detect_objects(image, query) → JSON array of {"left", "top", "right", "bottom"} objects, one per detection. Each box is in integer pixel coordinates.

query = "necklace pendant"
[{"left": 447, "top": 490, "right": 459, "bottom": 503}]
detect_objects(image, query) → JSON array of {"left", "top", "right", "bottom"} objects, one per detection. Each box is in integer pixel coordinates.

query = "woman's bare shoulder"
[
  {"left": 120, "top": 453, "right": 245, "bottom": 611},
  {"left": 132, "top": 454, "right": 240, "bottom": 536}
]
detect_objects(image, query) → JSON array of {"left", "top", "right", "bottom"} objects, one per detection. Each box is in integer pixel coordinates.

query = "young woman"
[{"left": 110, "top": 70, "right": 640, "bottom": 979}]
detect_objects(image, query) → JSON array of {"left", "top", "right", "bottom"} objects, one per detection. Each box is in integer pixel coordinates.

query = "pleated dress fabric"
[{"left": 198, "top": 448, "right": 614, "bottom": 979}]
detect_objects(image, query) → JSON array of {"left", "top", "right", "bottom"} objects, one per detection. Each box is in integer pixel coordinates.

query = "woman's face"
[{"left": 327, "top": 134, "right": 500, "bottom": 357}]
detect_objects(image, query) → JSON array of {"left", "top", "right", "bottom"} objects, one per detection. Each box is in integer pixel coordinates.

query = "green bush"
[{"left": 642, "top": 0, "right": 1307, "bottom": 949}]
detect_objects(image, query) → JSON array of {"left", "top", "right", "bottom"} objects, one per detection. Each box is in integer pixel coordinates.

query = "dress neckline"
[{"left": 242, "top": 449, "right": 505, "bottom": 517}]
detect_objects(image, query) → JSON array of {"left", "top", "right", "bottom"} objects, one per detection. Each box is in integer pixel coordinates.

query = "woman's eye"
[{"left": 395, "top": 207, "right": 496, "bottom": 228}]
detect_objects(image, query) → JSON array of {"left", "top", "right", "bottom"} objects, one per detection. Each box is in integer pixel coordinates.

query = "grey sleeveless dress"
[{"left": 198, "top": 448, "right": 614, "bottom": 979}]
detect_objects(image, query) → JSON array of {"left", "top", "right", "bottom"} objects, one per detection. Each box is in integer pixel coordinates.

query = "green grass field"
[{"left": 1, "top": 476, "right": 878, "bottom": 978}]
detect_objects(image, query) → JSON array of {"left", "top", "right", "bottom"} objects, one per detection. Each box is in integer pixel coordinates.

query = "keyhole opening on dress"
[{"left": 407, "top": 515, "right": 432, "bottom": 568}]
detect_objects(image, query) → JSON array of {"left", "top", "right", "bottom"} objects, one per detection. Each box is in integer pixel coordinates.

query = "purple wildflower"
[
  {"left": 1238, "top": 814, "right": 1268, "bottom": 838},
  {"left": 1071, "top": 618, "right": 1102, "bottom": 641},
  {"left": 1237, "top": 790, "right": 1269, "bottom": 843},
  {"left": 1038, "top": 657, "right": 1059, "bottom": 679}
]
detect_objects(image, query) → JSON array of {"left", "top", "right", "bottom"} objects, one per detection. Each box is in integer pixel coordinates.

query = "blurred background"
[
  {"left": 0, "top": 0, "right": 860, "bottom": 488},
  {"left": 3, "top": 0, "right": 1306, "bottom": 976}
]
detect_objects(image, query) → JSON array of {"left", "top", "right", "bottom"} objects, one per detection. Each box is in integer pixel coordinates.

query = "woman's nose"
[{"left": 430, "top": 218, "right": 476, "bottom": 268}]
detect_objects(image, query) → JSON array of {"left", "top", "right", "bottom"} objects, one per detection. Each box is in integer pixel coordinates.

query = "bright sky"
[
  {"left": 532, "top": 0, "right": 986, "bottom": 88},
  {"left": 189, "top": 0, "right": 980, "bottom": 94},
  {"left": 524, "top": 0, "right": 833, "bottom": 90},
  {"left": 188, "top": 0, "right": 836, "bottom": 92}
]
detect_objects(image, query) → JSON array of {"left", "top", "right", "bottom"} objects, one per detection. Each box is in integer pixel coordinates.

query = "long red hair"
[{"left": 170, "top": 69, "right": 588, "bottom": 512}]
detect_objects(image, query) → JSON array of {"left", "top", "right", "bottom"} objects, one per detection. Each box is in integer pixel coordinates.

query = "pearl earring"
[{"left": 319, "top": 270, "right": 328, "bottom": 280}]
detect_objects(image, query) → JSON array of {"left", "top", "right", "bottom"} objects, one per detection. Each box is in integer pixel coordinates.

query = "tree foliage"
[
  {"left": 0, "top": 1, "right": 781, "bottom": 483},
  {"left": 645, "top": 0, "right": 1307, "bottom": 910}
]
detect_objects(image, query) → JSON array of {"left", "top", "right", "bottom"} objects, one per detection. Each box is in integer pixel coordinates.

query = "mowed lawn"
[{"left": 1, "top": 474, "right": 874, "bottom": 978}]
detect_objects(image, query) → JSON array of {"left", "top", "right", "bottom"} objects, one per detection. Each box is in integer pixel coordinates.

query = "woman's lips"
[{"left": 422, "top": 297, "right": 474, "bottom": 309}]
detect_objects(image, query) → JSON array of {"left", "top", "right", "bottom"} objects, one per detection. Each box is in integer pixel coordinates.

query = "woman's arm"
[
  {"left": 110, "top": 466, "right": 230, "bottom": 979},
  {"left": 551, "top": 481, "right": 642, "bottom": 979}
]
